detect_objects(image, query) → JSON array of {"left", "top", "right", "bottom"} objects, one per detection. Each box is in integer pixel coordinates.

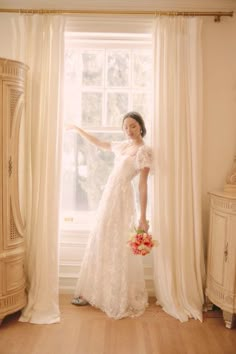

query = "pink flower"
[{"left": 127, "top": 229, "right": 158, "bottom": 256}]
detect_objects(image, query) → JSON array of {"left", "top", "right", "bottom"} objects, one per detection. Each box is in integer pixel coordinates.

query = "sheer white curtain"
[
  {"left": 13, "top": 15, "right": 65, "bottom": 324},
  {"left": 152, "top": 17, "right": 205, "bottom": 322}
]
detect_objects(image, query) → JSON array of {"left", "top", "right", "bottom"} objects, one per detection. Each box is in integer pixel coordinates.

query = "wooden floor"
[{"left": 0, "top": 295, "right": 235, "bottom": 354}]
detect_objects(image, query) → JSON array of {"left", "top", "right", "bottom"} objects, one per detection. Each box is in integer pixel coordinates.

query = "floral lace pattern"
[
  {"left": 74, "top": 140, "right": 153, "bottom": 319},
  {"left": 136, "top": 145, "right": 153, "bottom": 171}
]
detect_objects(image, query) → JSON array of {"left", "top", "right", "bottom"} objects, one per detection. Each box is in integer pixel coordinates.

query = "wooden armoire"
[{"left": 0, "top": 58, "right": 28, "bottom": 324}]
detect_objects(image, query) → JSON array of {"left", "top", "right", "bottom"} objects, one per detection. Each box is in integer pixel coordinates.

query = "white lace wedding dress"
[{"left": 74, "top": 140, "right": 153, "bottom": 319}]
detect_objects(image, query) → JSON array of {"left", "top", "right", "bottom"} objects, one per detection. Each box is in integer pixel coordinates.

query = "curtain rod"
[{"left": 0, "top": 8, "right": 234, "bottom": 22}]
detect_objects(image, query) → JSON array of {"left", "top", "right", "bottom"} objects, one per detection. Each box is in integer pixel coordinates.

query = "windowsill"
[
  {"left": 60, "top": 211, "right": 96, "bottom": 234},
  {"left": 60, "top": 223, "right": 92, "bottom": 233}
]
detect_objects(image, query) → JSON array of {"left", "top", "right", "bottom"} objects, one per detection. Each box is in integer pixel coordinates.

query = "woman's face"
[{"left": 123, "top": 117, "right": 141, "bottom": 140}]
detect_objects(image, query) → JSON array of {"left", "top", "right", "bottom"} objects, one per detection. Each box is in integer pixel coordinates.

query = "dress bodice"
[{"left": 110, "top": 140, "right": 153, "bottom": 183}]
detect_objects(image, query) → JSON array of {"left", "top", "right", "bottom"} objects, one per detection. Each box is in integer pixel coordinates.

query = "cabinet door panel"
[
  {"left": 0, "top": 80, "right": 2, "bottom": 253},
  {"left": 0, "top": 262, "right": 3, "bottom": 296},
  {"left": 2, "top": 80, "right": 25, "bottom": 249},
  {"left": 209, "top": 210, "right": 228, "bottom": 286},
  {"left": 0, "top": 58, "right": 28, "bottom": 322},
  {"left": 6, "top": 256, "right": 25, "bottom": 292},
  {"left": 225, "top": 216, "right": 236, "bottom": 292}
]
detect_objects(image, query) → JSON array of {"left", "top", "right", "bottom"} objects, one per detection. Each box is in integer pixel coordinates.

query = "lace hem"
[{"left": 77, "top": 292, "right": 149, "bottom": 320}]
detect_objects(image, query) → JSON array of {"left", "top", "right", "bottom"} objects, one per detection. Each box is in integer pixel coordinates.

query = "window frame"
[{"left": 62, "top": 29, "right": 153, "bottom": 232}]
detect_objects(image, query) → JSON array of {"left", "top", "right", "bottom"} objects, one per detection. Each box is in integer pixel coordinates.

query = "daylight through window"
[{"left": 62, "top": 32, "right": 153, "bottom": 230}]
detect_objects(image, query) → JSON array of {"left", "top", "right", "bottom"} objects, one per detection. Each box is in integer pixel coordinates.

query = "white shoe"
[{"left": 71, "top": 297, "right": 89, "bottom": 306}]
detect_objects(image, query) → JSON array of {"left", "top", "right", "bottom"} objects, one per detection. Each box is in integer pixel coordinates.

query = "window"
[{"left": 62, "top": 32, "right": 153, "bottom": 231}]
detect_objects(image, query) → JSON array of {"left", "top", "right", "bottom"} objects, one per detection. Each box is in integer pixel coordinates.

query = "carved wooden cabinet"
[
  {"left": 0, "top": 58, "right": 28, "bottom": 324},
  {"left": 206, "top": 191, "right": 236, "bottom": 328}
]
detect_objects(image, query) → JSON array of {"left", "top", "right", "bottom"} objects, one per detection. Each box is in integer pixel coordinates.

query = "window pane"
[
  {"left": 65, "top": 48, "right": 79, "bottom": 80},
  {"left": 81, "top": 92, "right": 102, "bottom": 126},
  {"left": 63, "top": 34, "right": 153, "bottom": 229},
  {"left": 132, "top": 93, "right": 151, "bottom": 119},
  {"left": 82, "top": 50, "right": 104, "bottom": 86},
  {"left": 64, "top": 84, "right": 79, "bottom": 123},
  {"left": 107, "top": 51, "right": 129, "bottom": 87},
  {"left": 64, "top": 49, "right": 80, "bottom": 123},
  {"left": 133, "top": 52, "right": 152, "bottom": 88},
  {"left": 61, "top": 132, "right": 123, "bottom": 213},
  {"left": 107, "top": 92, "right": 128, "bottom": 126}
]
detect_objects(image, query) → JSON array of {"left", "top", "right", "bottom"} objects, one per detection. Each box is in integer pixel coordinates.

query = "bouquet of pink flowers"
[{"left": 127, "top": 228, "right": 158, "bottom": 256}]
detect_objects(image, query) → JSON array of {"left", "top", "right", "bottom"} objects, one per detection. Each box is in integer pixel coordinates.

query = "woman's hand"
[{"left": 138, "top": 219, "right": 149, "bottom": 233}]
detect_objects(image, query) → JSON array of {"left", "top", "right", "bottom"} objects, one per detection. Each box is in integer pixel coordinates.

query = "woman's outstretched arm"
[
  {"left": 66, "top": 124, "right": 111, "bottom": 150},
  {"left": 138, "top": 167, "right": 150, "bottom": 232}
]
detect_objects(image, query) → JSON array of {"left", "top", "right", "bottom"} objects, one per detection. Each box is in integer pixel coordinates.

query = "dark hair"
[{"left": 122, "top": 111, "right": 147, "bottom": 137}]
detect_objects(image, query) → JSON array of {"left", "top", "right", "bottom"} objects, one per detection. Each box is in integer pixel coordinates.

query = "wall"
[
  {"left": 0, "top": 0, "right": 236, "bottom": 11},
  {"left": 202, "top": 15, "right": 236, "bottom": 241},
  {"left": 0, "top": 14, "right": 17, "bottom": 60}
]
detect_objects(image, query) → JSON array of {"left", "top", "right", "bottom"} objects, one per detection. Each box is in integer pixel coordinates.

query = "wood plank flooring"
[{"left": 0, "top": 295, "right": 235, "bottom": 354}]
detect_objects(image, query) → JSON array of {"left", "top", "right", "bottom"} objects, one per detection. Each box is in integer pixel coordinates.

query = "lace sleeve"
[{"left": 136, "top": 145, "right": 153, "bottom": 171}]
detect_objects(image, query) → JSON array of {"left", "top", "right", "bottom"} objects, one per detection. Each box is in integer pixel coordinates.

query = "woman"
[{"left": 67, "top": 111, "right": 153, "bottom": 319}]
